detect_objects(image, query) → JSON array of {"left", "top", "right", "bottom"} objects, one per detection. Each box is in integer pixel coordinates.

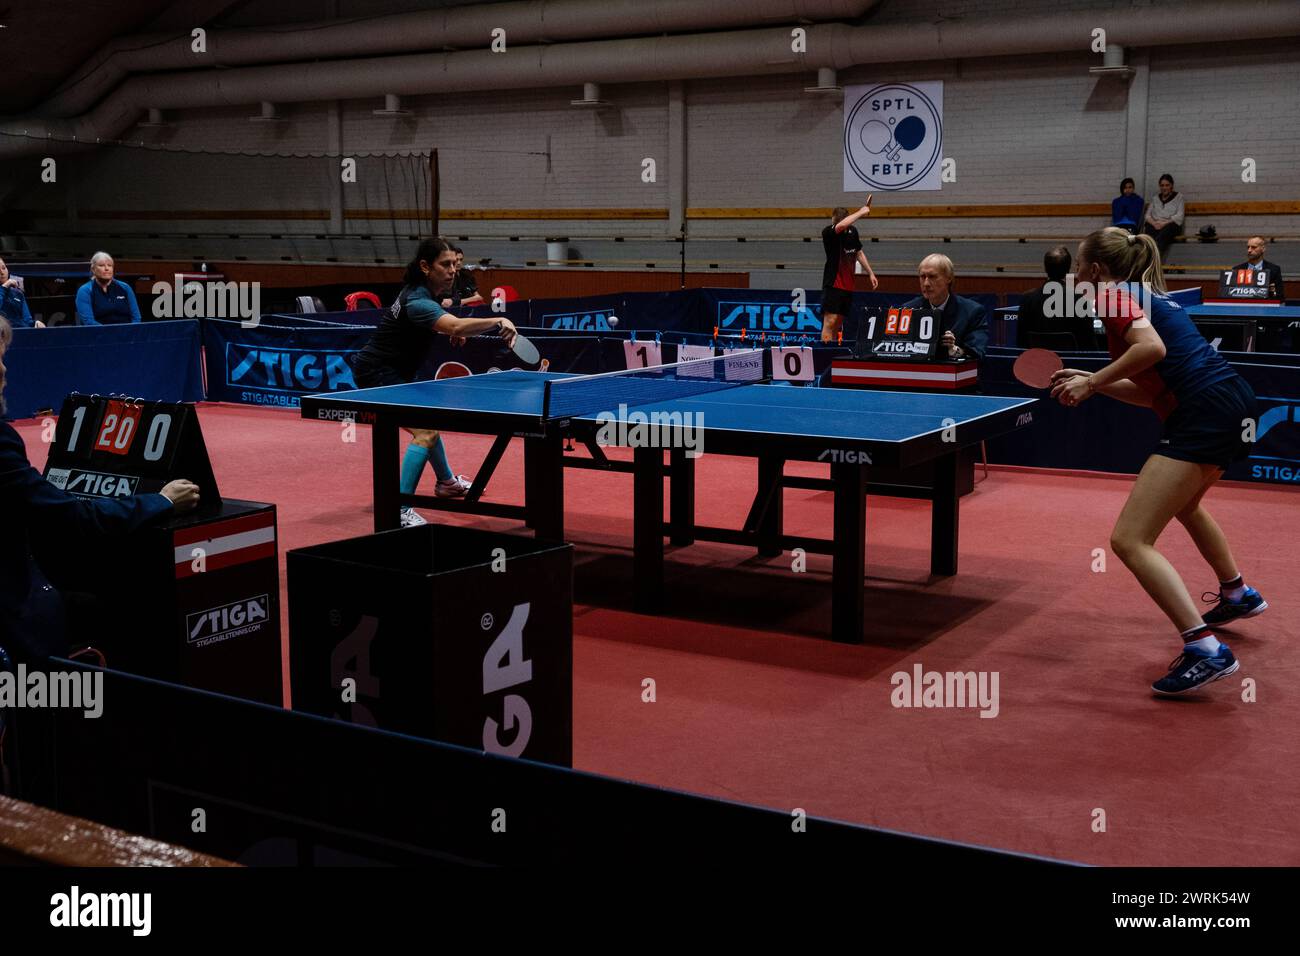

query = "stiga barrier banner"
[{"left": 202, "top": 319, "right": 372, "bottom": 409}]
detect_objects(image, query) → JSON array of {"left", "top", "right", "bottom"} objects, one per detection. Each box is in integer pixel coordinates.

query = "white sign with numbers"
[
  {"left": 623, "top": 340, "right": 663, "bottom": 369},
  {"left": 771, "top": 346, "right": 815, "bottom": 382}
]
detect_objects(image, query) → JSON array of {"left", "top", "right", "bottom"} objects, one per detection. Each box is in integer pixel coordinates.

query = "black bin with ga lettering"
[
  {"left": 287, "top": 524, "right": 573, "bottom": 767},
  {"left": 38, "top": 392, "right": 283, "bottom": 704}
]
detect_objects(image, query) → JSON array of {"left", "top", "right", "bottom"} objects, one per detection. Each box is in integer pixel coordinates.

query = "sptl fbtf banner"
[{"left": 843, "top": 82, "right": 944, "bottom": 191}]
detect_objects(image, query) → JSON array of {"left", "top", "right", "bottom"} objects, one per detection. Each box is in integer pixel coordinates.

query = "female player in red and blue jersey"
[{"left": 1051, "top": 227, "right": 1266, "bottom": 695}]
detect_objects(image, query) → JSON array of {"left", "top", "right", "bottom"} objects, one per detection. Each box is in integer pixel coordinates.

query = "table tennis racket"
[{"left": 1012, "top": 348, "right": 1063, "bottom": 389}]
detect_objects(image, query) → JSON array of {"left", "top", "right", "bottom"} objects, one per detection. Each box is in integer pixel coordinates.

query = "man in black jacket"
[
  {"left": 901, "top": 254, "right": 988, "bottom": 359},
  {"left": 1233, "top": 237, "right": 1288, "bottom": 302},
  {"left": 1017, "top": 245, "right": 1097, "bottom": 349},
  {"left": 0, "top": 317, "right": 200, "bottom": 662}
]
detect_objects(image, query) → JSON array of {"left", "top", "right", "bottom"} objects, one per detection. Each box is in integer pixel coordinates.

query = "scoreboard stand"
[
  {"left": 834, "top": 306, "right": 981, "bottom": 496},
  {"left": 40, "top": 394, "right": 282, "bottom": 705}
]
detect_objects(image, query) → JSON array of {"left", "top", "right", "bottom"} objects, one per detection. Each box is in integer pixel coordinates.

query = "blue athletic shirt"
[{"left": 1099, "top": 283, "right": 1237, "bottom": 420}]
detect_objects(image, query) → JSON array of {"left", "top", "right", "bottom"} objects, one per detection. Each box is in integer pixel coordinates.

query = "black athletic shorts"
[
  {"left": 353, "top": 359, "right": 405, "bottom": 390},
  {"left": 1155, "top": 375, "right": 1258, "bottom": 470},
  {"left": 822, "top": 286, "right": 853, "bottom": 317}
]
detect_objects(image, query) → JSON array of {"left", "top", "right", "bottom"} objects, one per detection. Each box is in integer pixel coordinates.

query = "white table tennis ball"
[{"left": 607, "top": 315, "right": 619, "bottom": 328}]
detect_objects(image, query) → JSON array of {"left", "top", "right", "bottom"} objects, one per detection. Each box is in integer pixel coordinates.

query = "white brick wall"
[{"left": 8, "top": 0, "right": 1296, "bottom": 273}]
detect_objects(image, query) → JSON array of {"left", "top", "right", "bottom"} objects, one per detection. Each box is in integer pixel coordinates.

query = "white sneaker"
[
  {"left": 435, "top": 474, "right": 472, "bottom": 498},
  {"left": 400, "top": 507, "right": 428, "bottom": 527}
]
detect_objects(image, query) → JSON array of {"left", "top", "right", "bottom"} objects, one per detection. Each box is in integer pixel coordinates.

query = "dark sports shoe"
[
  {"left": 1152, "top": 644, "right": 1239, "bottom": 696},
  {"left": 1201, "top": 587, "right": 1268, "bottom": 627}
]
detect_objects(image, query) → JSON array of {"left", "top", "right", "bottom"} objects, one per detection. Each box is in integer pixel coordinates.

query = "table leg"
[
  {"left": 757, "top": 455, "right": 784, "bottom": 557},
  {"left": 634, "top": 447, "right": 664, "bottom": 612},
  {"left": 524, "top": 435, "right": 565, "bottom": 542},
  {"left": 669, "top": 448, "right": 695, "bottom": 546},
  {"left": 932, "top": 450, "right": 959, "bottom": 575},
  {"left": 373, "top": 420, "right": 400, "bottom": 532},
  {"left": 831, "top": 461, "right": 867, "bottom": 644}
]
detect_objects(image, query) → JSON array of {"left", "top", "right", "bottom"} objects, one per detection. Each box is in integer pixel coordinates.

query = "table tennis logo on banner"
[
  {"left": 45, "top": 467, "right": 139, "bottom": 499},
  {"left": 226, "top": 343, "right": 358, "bottom": 399},
  {"left": 718, "top": 300, "right": 822, "bottom": 333},
  {"left": 1247, "top": 399, "right": 1300, "bottom": 484},
  {"left": 543, "top": 310, "right": 614, "bottom": 330},
  {"left": 843, "top": 82, "right": 944, "bottom": 191},
  {"left": 186, "top": 594, "right": 270, "bottom": 648}
]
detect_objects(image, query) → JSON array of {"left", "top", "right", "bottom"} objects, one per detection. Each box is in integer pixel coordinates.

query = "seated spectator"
[
  {"left": 1017, "top": 246, "right": 1097, "bottom": 349},
  {"left": 901, "top": 254, "right": 988, "bottom": 360},
  {"left": 1111, "top": 178, "right": 1143, "bottom": 233},
  {"left": 1141, "top": 174, "right": 1184, "bottom": 259},
  {"left": 1233, "top": 236, "right": 1287, "bottom": 302},
  {"left": 0, "top": 257, "right": 43, "bottom": 329},
  {"left": 75, "top": 252, "right": 142, "bottom": 325},
  {"left": 442, "top": 246, "right": 485, "bottom": 308}
]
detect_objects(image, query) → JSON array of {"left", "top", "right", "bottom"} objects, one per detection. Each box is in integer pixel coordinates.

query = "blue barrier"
[
  {"left": 982, "top": 348, "right": 1300, "bottom": 487},
  {"left": 2, "top": 320, "right": 204, "bottom": 420}
]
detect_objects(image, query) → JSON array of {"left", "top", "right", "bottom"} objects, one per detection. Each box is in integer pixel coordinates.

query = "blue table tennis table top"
[
  {"left": 1185, "top": 303, "right": 1300, "bottom": 319},
  {"left": 318, "top": 371, "right": 1034, "bottom": 445}
]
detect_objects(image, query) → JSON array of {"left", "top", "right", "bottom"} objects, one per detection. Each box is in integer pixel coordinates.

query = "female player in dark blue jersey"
[
  {"left": 1051, "top": 228, "right": 1265, "bottom": 695},
  {"left": 353, "top": 237, "right": 517, "bottom": 527}
]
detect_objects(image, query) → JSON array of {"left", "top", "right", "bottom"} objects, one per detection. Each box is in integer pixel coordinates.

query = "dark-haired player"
[{"left": 821, "top": 197, "right": 878, "bottom": 344}]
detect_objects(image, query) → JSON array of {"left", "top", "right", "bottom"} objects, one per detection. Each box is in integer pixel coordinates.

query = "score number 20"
[{"left": 66, "top": 402, "right": 173, "bottom": 460}]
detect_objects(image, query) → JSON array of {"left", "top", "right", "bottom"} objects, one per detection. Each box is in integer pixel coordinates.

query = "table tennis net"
[{"left": 542, "top": 349, "right": 766, "bottom": 420}]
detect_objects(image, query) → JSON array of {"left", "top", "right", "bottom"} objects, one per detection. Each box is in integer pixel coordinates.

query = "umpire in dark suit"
[
  {"left": 1235, "top": 237, "right": 1288, "bottom": 302},
  {"left": 902, "top": 254, "right": 989, "bottom": 359},
  {"left": 1017, "top": 245, "right": 1097, "bottom": 349},
  {"left": 0, "top": 317, "right": 200, "bottom": 662}
]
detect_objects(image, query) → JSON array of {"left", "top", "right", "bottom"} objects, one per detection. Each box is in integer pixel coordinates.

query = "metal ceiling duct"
[{"left": 2, "top": 0, "right": 1297, "bottom": 158}]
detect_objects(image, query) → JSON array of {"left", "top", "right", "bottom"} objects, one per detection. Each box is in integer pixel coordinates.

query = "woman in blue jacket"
[
  {"left": 75, "top": 252, "right": 142, "bottom": 325},
  {"left": 1111, "top": 178, "right": 1143, "bottom": 233}
]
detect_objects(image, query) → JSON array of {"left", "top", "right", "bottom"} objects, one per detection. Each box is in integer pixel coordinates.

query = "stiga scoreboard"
[
  {"left": 857, "top": 305, "right": 942, "bottom": 359},
  {"left": 40, "top": 393, "right": 282, "bottom": 705}
]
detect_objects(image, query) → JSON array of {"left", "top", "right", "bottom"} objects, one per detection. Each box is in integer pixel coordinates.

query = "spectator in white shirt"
[{"left": 1142, "top": 174, "right": 1185, "bottom": 260}]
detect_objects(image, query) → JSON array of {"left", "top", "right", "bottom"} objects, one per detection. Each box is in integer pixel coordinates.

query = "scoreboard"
[
  {"left": 36, "top": 393, "right": 280, "bottom": 704},
  {"left": 857, "top": 305, "right": 943, "bottom": 359},
  {"left": 43, "top": 394, "right": 220, "bottom": 511},
  {"left": 1218, "top": 267, "right": 1277, "bottom": 302}
]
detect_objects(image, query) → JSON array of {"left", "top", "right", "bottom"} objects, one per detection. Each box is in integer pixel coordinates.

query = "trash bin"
[
  {"left": 545, "top": 237, "right": 569, "bottom": 267},
  {"left": 287, "top": 524, "right": 573, "bottom": 766}
]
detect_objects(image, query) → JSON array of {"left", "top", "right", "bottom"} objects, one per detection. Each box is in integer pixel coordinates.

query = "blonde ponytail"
[{"left": 1079, "top": 227, "right": 1167, "bottom": 294}]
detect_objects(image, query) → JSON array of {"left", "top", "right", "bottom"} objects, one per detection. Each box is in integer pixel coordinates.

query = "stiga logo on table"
[
  {"left": 226, "top": 343, "right": 357, "bottom": 394},
  {"left": 187, "top": 594, "right": 270, "bottom": 648},
  {"left": 719, "top": 301, "right": 823, "bottom": 333},
  {"left": 843, "top": 82, "right": 944, "bottom": 191}
]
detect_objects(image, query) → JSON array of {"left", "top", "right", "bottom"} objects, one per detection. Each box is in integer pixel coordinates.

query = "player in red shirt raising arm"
[
  {"left": 821, "top": 197, "right": 879, "bottom": 344},
  {"left": 1050, "top": 228, "right": 1265, "bottom": 695}
]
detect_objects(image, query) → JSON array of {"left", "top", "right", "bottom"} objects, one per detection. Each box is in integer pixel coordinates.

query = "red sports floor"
[{"left": 16, "top": 403, "right": 1300, "bottom": 866}]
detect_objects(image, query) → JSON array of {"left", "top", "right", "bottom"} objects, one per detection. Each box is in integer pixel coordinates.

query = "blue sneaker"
[
  {"left": 1201, "top": 587, "right": 1268, "bottom": 627},
  {"left": 1152, "top": 644, "right": 1239, "bottom": 696}
]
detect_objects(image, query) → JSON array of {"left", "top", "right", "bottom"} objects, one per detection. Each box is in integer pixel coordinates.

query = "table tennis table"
[
  {"left": 1185, "top": 303, "right": 1300, "bottom": 353},
  {"left": 302, "top": 359, "right": 1037, "bottom": 642}
]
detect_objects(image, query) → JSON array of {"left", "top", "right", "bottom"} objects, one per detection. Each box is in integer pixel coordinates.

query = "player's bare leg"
[
  {"left": 822, "top": 312, "right": 843, "bottom": 344},
  {"left": 1174, "top": 471, "right": 1239, "bottom": 583},
  {"left": 1110, "top": 454, "right": 1220, "bottom": 632}
]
